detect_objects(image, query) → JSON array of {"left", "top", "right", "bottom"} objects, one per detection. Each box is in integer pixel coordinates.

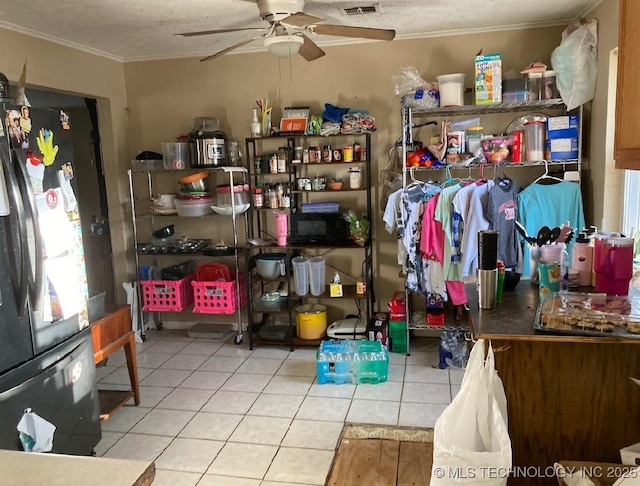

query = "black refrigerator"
[{"left": 0, "top": 104, "right": 101, "bottom": 455}]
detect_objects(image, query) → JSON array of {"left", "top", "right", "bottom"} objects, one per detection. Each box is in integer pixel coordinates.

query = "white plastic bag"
[
  {"left": 551, "top": 20, "right": 598, "bottom": 111},
  {"left": 431, "top": 339, "right": 512, "bottom": 485}
]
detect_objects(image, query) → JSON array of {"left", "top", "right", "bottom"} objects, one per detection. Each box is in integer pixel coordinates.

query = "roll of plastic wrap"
[{"left": 478, "top": 230, "right": 498, "bottom": 270}]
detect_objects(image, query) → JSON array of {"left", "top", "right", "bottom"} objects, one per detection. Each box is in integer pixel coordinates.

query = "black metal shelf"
[{"left": 408, "top": 98, "right": 565, "bottom": 118}]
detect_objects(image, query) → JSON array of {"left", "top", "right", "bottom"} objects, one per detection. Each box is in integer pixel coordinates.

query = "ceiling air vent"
[{"left": 342, "top": 4, "right": 380, "bottom": 16}]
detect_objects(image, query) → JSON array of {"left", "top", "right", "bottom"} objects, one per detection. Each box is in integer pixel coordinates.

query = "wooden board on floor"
[{"left": 328, "top": 438, "right": 433, "bottom": 486}]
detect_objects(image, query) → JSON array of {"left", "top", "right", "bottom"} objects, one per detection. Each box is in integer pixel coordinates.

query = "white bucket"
[{"left": 437, "top": 73, "right": 465, "bottom": 107}]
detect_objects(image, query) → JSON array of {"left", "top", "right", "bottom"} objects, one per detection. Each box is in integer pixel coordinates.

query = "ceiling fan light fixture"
[{"left": 264, "top": 34, "right": 304, "bottom": 57}]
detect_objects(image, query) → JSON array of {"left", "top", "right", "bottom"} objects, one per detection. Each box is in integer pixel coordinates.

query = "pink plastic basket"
[
  {"left": 192, "top": 273, "right": 247, "bottom": 314},
  {"left": 141, "top": 274, "right": 195, "bottom": 312}
]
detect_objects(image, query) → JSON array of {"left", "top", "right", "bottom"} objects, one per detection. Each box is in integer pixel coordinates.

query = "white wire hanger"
[{"left": 532, "top": 159, "right": 564, "bottom": 184}]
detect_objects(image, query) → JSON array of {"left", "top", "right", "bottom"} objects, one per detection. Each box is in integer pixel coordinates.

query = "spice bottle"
[
  {"left": 253, "top": 186, "right": 263, "bottom": 208},
  {"left": 353, "top": 139, "right": 363, "bottom": 161},
  {"left": 322, "top": 145, "right": 332, "bottom": 163}
]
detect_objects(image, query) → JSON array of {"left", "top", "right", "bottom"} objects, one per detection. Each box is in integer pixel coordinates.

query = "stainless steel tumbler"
[{"left": 478, "top": 268, "right": 498, "bottom": 309}]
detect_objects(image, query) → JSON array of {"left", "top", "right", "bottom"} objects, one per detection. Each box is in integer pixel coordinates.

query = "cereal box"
[{"left": 475, "top": 53, "right": 503, "bottom": 104}]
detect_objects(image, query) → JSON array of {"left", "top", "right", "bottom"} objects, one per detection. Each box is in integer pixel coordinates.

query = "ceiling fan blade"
[
  {"left": 311, "top": 24, "right": 396, "bottom": 41},
  {"left": 281, "top": 12, "right": 325, "bottom": 28},
  {"left": 200, "top": 37, "right": 261, "bottom": 62},
  {"left": 299, "top": 34, "right": 325, "bottom": 61},
  {"left": 176, "top": 27, "right": 265, "bottom": 37}
]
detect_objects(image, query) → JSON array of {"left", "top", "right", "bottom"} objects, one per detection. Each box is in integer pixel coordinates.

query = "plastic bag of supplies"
[{"left": 431, "top": 339, "right": 512, "bottom": 485}]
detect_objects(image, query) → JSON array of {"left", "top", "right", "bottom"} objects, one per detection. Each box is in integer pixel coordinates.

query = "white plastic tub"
[
  {"left": 437, "top": 73, "right": 465, "bottom": 107},
  {"left": 174, "top": 198, "right": 214, "bottom": 217}
]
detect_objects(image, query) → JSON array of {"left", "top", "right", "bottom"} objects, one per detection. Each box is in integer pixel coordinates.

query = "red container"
[
  {"left": 141, "top": 274, "right": 195, "bottom": 312},
  {"left": 192, "top": 272, "right": 247, "bottom": 314},
  {"left": 511, "top": 131, "right": 523, "bottom": 163},
  {"left": 426, "top": 310, "right": 445, "bottom": 327}
]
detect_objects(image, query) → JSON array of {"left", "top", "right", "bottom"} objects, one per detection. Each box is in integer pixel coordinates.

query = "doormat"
[{"left": 327, "top": 424, "right": 434, "bottom": 486}]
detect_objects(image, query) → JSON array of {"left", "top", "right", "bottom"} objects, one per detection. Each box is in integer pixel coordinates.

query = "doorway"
[{"left": 24, "top": 88, "right": 115, "bottom": 305}]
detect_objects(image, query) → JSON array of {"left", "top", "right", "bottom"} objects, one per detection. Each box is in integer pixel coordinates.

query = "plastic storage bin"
[
  {"left": 141, "top": 274, "right": 195, "bottom": 311},
  {"left": 316, "top": 339, "right": 388, "bottom": 384},
  {"left": 192, "top": 272, "right": 247, "bottom": 314},
  {"left": 161, "top": 142, "right": 190, "bottom": 169},
  {"left": 174, "top": 198, "right": 214, "bottom": 217},
  {"left": 437, "top": 73, "right": 465, "bottom": 107},
  {"left": 308, "top": 256, "right": 326, "bottom": 296}
]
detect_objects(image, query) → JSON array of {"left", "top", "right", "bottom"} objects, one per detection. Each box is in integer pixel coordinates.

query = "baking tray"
[
  {"left": 533, "top": 291, "right": 640, "bottom": 339},
  {"left": 138, "top": 239, "right": 210, "bottom": 254}
]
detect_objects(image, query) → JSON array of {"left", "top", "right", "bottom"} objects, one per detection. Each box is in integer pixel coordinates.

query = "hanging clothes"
[
  {"left": 383, "top": 188, "right": 406, "bottom": 268},
  {"left": 420, "top": 192, "right": 447, "bottom": 300},
  {"left": 459, "top": 180, "right": 495, "bottom": 277},
  {"left": 434, "top": 184, "right": 464, "bottom": 282},
  {"left": 518, "top": 180, "right": 585, "bottom": 276},
  {"left": 486, "top": 177, "right": 521, "bottom": 269}
]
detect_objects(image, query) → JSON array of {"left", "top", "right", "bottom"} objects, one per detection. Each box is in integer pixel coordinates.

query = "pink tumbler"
[
  {"left": 593, "top": 232, "right": 613, "bottom": 293},
  {"left": 607, "top": 236, "right": 634, "bottom": 296},
  {"left": 274, "top": 211, "right": 288, "bottom": 247}
]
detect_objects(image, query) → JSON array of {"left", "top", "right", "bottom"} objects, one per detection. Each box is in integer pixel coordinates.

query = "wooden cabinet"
[{"left": 614, "top": 0, "right": 640, "bottom": 169}]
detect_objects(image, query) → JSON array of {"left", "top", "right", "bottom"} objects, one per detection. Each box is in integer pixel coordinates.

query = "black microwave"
[{"left": 289, "top": 212, "right": 350, "bottom": 246}]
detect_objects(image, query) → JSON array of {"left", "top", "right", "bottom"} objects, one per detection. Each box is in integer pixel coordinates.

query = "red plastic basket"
[
  {"left": 192, "top": 272, "right": 247, "bottom": 314},
  {"left": 141, "top": 274, "right": 195, "bottom": 312}
]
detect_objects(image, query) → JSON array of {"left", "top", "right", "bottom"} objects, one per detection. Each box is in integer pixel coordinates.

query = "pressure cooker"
[{"left": 189, "top": 117, "right": 228, "bottom": 167}]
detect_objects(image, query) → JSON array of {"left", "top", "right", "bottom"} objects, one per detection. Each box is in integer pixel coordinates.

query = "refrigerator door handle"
[
  {"left": 1, "top": 151, "right": 29, "bottom": 317},
  {"left": 0, "top": 339, "right": 86, "bottom": 400},
  {"left": 12, "top": 151, "right": 44, "bottom": 312}
]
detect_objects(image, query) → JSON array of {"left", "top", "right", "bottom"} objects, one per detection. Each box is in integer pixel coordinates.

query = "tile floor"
[{"left": 96, "top": 331, "right": 463, "bottom": 485}]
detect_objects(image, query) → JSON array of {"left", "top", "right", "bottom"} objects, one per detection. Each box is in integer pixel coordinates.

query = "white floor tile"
[
  {"left": 406, "top": 350, "right": 439, "bottom": 366},
  {"left": 141, "top": 369, "right": 192, "bottom": 387},
  {"left": 105, "top": 349, "right": 127, "bottom": 367},
  {"left": 180, "top": 370, "right": 233, "bottom": 390},
  {"left": 141, "top": 329, "right": 166, "bottom": 341},
  {"left": 198, "top": 475, "right": 260, "bottom": 486},
  {"left": 236, "top": 357, "right": 283, "bottom": 375},
  {"left": 346, "top": 399, "right": 400, "bottom": 426},
  {"left": 281, "top": 419, "right": 343, "bottom": 450},
  {"left": 157, "top": 388, "right": 215, "bottom": 411},
  {"left": 152, "top": 469, "right": 202, "bottom": 486},
  {"left": 100, "top": 366, "right": 152, "bottom": 385},
  {"left": 404, "top": 365, "right": 450, "bottom": 384},
  {"left": 261, "top": 482, "right": 306, "bottom": 486},
  {"left": 398, "top": 402, "right": 448, "bottom": 428},
  {"left": 162, "top": 330, "right": 195, "bottom": 341},
  {"left": 155, "top": 437, "right": 225, "bottom": 473},
  {"left": 388, "top": 364, "right": 405, "bottom": 381},
  {"left": 136, "top": 351, "right": 174, "bottom": 368},
  {"left": 296, "top": 396, "right": 351, "bottom": 422},
  {"left": 199, "top": 356, "right": 246, "bottom": 373},
  {"left": 215, "top": 345, "right": 254, "bottom": 359},
  {"left": 94, "top": 430, "right": 123, "bottom": 456},
  {"left": 354, "top": 381, "right": 403, "bottom": 402},
  {"left": 451, "top": 384, "right": 461, "bottom": 398},
  {"left": 249, "top": 347, "right": 290, "bottom": 359},
  {"left": 207, "top": 442, "right": 278, "bottom": 479},
  {"left": 180, "top": 412, "right": 243, "bottom": 441},
  {"left": 147, "top": 341, "right": 191, "bottom": 354},
  {"left": 388, "top": 352, "right": 407, "bottom": 365},
  {"left": 247, "top": 394, "right": 303, "bottom": 419},
  {"left": 104, "top": 433, "right": 172, "bottom": 462},
  {"left": 220, "top": 373, "right": 272, "bottom": 393},
  {"left": 262, "top": 376, "right": 313, "bottom": 396},
  {"left": 101, "top": 406, "right": 151, "bottom": 433},
  {"left": 135, "top": 340, "right": 161, "bottom": 353},
  {"left": 264, "top": 447, "right": 334, "bottom": 485},
  {"left": 130, "top": 409, "right": 196, "bottom": 436},
  {"left": 449, "top": 368, "right": 465, "bottom": 385},
  {"left": 128, "top": 386, "right": 174, "bottom": 408},
  {"left": 308, "top": 383, "right": 356, "bottom": 399},
  {"left": 228, "top": 415, "right": 291, "bottom": 445},
  {"left": 180, "top": 341, "right": 223, "bottom": 355},
  {"left": 95, "top": 365, "right": 119, "bottom": 381},
  {"left": 276, "top": 360, "right": 317, "bottom": 377},
  {"left": 201, "top": 391, "right": 259, "bottom": 415},
  {"left": 97, "top": 383, "right": 130, "bottom": 392},
  {"left": 286, "top": 348, "right": 318, "bottom": 361},
  {"left": 161, "top": 354, "right": 210, "bottom": 371},
  {"left": 402, "top": 382, "right": 451, "bottom": 404}
]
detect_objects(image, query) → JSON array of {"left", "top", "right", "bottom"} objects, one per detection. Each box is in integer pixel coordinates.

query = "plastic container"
[
  {"left": 524, "top": 121, "right": 545, "bottom": 161},
  {"left": 295, "top": 304, "right": 327, "bottom": 340},
  {"left": 274, "top": 211, "right": 288, "bottom": 247},
  {"left": 527, "top": 72, "right": 542, "bottom": 101},
  {"left": 174, "top": 198, "right": 214, "bottom": 217},
  {"left": 292, "top": 256, "right": 310, "bottom": 296},
  {"left": 316, "top": 340, "right": 388, "bottom": 384},
  {"left": 141, "top": 274, "right": 195, "bottom": 311},
  {"left": 437, "top": 73, "right": 465, "bottom": 107},
  {"left": 216, "top": 184, "right": 250, "bottom": 207},
  {"left": 572, "top": 233, "right": 593, "bottom": 287},
  {"left": 162, "top": 142, "right": 190, "bottom": 169},
  {"left": 607, "top": 237, "right": 634, "bottom": 296},
  {"left": 542, "top": 70, "right": 559, "bottom": 100},
  {"left": 308, "top": 256, "right": 326, "bottom": 296},
  {"left": 192, "top": 272, "right": 247, "bottom": 314}
]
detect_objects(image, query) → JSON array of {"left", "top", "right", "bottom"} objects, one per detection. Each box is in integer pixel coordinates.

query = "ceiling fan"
[{"left": 175, "top": 0, "right": 396, "bottom": 62}]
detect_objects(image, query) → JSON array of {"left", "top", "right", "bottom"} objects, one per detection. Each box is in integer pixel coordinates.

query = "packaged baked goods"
[{"left": 535, "top": 292, "right": 640, "bottom": 338}]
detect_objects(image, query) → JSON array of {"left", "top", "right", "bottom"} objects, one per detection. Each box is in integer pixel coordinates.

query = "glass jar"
[
  {"left": 254, "top": 155, "right": 262, "bottom": 174},
  {"left": 349, "top": 167, "right": 362, "bottom": 189},
  {"left": 302, "top": 149, "right": 310, "bottom": 164},
  {"left": 343, "top": 145, "right": 353, "bottom": 162},
  {"left": 308, "top": 146, "right": 318, "bottom": 163},
  {"left": 322, "top": 145, "right": 332, "bottom": 163},
  {"left": 277, "top": 147, "right": 287, "bottom": 173},
  {"left": 293, "top": 146, "right": 303, "bottom": 164},
  {"left": 269, "top": 154, "right": 278, "bottom": 174},
  {"left": 253, "top": 187, "right": 263, "bottom": 208}
]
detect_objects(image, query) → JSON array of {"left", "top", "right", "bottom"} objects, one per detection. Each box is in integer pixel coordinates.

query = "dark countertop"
[{"left": 467, "top": 282, "right": 640, "bottom": 344}]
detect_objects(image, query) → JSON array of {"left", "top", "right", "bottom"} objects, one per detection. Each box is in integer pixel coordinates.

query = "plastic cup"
[
  {"left": 523, "top": 121, "right": 545, "bottom": 161},
  {"left": 292, "top": 257, "right": 310, "bottom": 296},
  {"left": 161, "top": 142, "right": 190, "bottom": 169},
  {"left": 308, "top": 256, "right": 326, "bottom": 296}
]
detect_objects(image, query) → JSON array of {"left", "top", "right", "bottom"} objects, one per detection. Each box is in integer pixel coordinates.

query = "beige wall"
[
  {"left": 124, "top": 26, "right": 565, "bottom": 308},
  {"left": 585, "top": 0, "right": 622, "bottom": 229},
  {"left": 0, "top": 28, "right": 131, "bottom": 299}
]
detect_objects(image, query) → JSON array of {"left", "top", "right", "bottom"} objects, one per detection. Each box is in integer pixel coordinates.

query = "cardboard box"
[
  {"left": 367, "top": 313, "right": 389, "bottom": 349},
  {"left": 621, "top": 442, "right": 640, "bottom": 466},
  {"left": 475, "top": 53, "right": 502, "bottom": 104},
  {"left": 547, "top": 115, "right": 580, "bottom": 160}
]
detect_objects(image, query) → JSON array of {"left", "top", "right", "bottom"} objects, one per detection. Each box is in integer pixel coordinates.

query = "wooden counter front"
[
  {"left": 91, "top": 305, "right": 140, "bottom": 421},
  {"left": 468, "top": 284, "right": 640, "bottom": 485}
]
